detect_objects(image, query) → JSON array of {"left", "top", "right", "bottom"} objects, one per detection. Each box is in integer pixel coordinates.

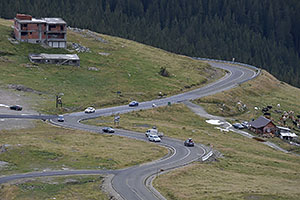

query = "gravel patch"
[
  {"left": 0, "top": 161, "right": 9, "bottom": 169},
  {"left": 7, "top": 84, "right": 43, "bottom": 95},
  {"left": 0, "top": 86, "right": 38, "bottom": 130}
]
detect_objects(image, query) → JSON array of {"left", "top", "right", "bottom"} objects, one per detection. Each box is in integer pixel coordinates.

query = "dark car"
[
  {"left": 129, "top": 101, "right": 139, "bottom": 107},
  {"left": 102, "top": 127, "right": 115, "bottom": 133},
  {"left": 10, "top": 105, "right": 22, "bottom": 111},
  {"left": 184, "top": 138, "right": 194, "bottom": 147},
  {"left": 233, "top": 123, "right": 244, "bottom": 129}
]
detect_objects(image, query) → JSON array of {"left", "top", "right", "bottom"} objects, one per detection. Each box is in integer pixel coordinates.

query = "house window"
[
  {"left": 21, "top": 32, "right": 28, "bottom": 36},
  {"left": 60, "top": 25, "right": 64, "bottom": 31},
  {"left": 49, "top": 24, "right": 56, "bottom": 30},
  {"left": 21, "top": 24, "right": 28, "bottom": 29}
]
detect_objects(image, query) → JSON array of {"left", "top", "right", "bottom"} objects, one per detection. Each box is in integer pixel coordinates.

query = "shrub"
[{"left": 159, "top": 67, "right": 170, "bottom": 77}]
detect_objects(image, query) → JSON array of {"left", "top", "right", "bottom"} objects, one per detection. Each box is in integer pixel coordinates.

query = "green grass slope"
[
  {"left": 195, "top": 70, "right": 300, "bottom": 119},
  {"left": 0, "top": 121, "right": 167, "bottom": 175},
  {"left": 194, "top": 69, "right": 300, "bottom": 153},
  {"left": 0, "top": 18, "right": 222, "bottom": 114},
  {"left": 0, "top": 175, "right": 108, "bottom": 200},
  {"left": 85, "top": 69, "right": 300, "bottom": 199},
  {"left": 86, "top": 104, "right": 300, "bottom": 200}
]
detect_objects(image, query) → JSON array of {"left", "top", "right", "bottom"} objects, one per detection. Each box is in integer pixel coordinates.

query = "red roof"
[{"left": 16, "top": 14, "right": 32, "bottom": 20}]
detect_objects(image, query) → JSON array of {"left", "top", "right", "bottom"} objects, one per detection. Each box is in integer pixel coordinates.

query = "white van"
[{"left": 145, "top": 128, "right": 163, "bottom": 137}]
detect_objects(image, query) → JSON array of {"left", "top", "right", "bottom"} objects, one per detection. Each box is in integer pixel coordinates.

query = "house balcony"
[
  {"left": 47, "top": 38, "right": 66, "bottom": 41},
  {"left": 46, "top": 30, "right": 67, "bottom": 33}
]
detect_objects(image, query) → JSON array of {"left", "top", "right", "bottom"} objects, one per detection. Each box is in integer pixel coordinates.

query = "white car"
[
  {"left": 148, "top": 134, "right": 161, "bottom": 142},
  {"left": 57, "top": 115, "right": 64, "bottom": 122},
  {"left": 84, "top": 107, "right": 95, "bottom": 113}
]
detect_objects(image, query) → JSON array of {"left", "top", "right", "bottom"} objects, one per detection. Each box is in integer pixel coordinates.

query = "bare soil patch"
[{"left": 0, "top": 86, "right": 38, "bottom": 130}]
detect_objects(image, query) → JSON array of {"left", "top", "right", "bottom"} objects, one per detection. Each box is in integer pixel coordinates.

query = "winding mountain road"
[{"left": 0, "top": 60, "right": 259, "bottom": 200}]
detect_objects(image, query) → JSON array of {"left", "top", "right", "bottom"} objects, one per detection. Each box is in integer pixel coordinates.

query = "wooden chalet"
[{"left": 248, "top": 116, "right": 277, "bottom": 136}]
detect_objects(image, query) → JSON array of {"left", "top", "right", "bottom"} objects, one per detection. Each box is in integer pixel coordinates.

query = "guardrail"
[{"left": 202, "top": 151, "right": 213, "bottom": 162}]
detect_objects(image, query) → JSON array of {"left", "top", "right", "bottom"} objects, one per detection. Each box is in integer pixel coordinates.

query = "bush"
[{"left": 159, "top": 67, "right": 170, "bottom": 77}]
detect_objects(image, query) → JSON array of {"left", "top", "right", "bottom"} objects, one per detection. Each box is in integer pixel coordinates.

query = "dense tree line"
[{"left": 1, "top": 0, "right": 300, "bottom": 87}]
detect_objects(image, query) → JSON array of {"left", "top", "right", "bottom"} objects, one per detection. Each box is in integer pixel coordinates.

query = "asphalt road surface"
[{"left": 0, "top": 61, "right": 258, "bottom": 200}]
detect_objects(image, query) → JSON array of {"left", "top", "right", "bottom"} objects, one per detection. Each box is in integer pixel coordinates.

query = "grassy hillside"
[
  {"left": 85, "top": 71, "right": 300, "bottom": 199},
  {"left": 0, "top": 18, "right": 222, "bottom": 114},
  {"left": 85, "top": 104, "right": 300, "bottom": 200},
  {"left": 194, "top": 69, "right": 300, "bottom": 153},
  {"left": 2, "top": 16, "right": 299, "bottom": 199},
  {"left": 0, "top": 121, "right": 167, "bottom": 175},
  {"left": 0, "top": 175, "right": 108, "bottom": 200},
  {"left": 195, "top": 69, "right": 300, "bottom": 120}
]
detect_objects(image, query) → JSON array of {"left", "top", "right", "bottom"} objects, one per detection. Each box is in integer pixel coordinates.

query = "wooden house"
[{"left": 248, "top": 116, "right": 277, "bottom": 136}]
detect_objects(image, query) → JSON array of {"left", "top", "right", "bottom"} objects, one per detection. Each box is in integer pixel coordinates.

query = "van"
[{"left": 145, "top": 128, "right": 163, "bottom": 137}]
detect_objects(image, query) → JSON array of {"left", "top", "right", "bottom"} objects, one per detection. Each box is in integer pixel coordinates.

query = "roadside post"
[
  {"left": 114, "top": 114, "right": 120, "bottom": 126},
  {"left": 56, "top": 93, "right": 64, "bottom": 108}
]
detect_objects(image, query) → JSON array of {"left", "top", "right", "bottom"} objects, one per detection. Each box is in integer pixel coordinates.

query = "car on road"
[
  {"left": 102, "top": 127, "right": 115, "bottom": 133},
  {"left": 184, "top": 138, "right": 194, "bottom": 147},
  {"left": 129, "top": 101, "right": 139, "bottom": 107},
  {"left": 233, "top": 123, "right": 244, "bottom": 129},
  {"left": 145, "top": 128, "right": 164, "bottom": 137},
  {"left": 57, "top": 115, "right": 64, "bottom": 122},
  {"left": 85, "top": 107, "right": 95, "bottom": 113},
  {"left": 148, "top": 134, "right": 161, "bottom": 142},
  {"left": 9, "top": 105, "right": 22, "bottom": 111}
]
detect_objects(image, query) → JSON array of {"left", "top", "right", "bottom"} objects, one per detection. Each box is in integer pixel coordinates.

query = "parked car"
[
  {"left": 233, "top": 123, "right": 244, "bottom": 129},
  {"left": 129, "top": 101, "right": 139, "bottom": 107},
  {"left": 57, "top": 115, "right": 64, "bottom": 122},
  {"left": 84, "top": 107, "right": 95, "bottom": 113},
  {"left": 184, "top": 138, "right": 194, "bottom": 147},
  {"left": 102, "top": 127, "right": 115, "bottom": 133},
  {"left": 9, "top": 105, "right": 22, "bottom": 111},
  {"left": 145, "top": 128, "right": 164, "bottom": 137},
  {"left": 148, "top": 134, "right": 161, "bottom": 142},
  {"left": 241, "top": 121, "right": 249, "bottom": 128}
]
